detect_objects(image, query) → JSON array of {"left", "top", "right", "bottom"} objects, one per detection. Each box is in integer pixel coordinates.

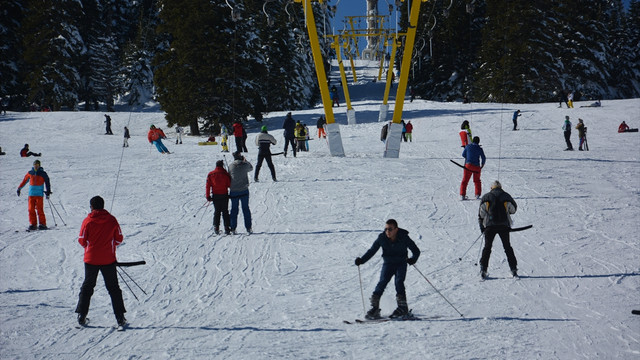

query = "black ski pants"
[
  {"left": 283, "top": 136, "right": 296, "bottom": 157},
  {"left": 255, "top": 152, "right": 276, "bottom": 180},
  {"left": 76, "top": 262, "right": 126, "bottom": 318},
  {"left": 479, "top": 225, "right": 518, "bottom": 272},
  {"left": 564, "top": 130, "right": 573, "bottom": 150},
  {"left": 212, "top": 194, "right": 230, "bottom": 231},
  {"left": 234, "top": 136, "right": 244, "bottom": 153}
]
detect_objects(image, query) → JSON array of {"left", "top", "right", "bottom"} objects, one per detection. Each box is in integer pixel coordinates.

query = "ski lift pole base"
[
  {"left": 378, "top": 104, "right": 390, "bottom": 122},
  {"left": 325, "top": 122, "right": 345, "bottom": 157},
  {"left": 383, "top": 122, "right": 403, "bottom": 158},
  {"left": 347, "top": 108, "right": 357, "bottom": 125}
]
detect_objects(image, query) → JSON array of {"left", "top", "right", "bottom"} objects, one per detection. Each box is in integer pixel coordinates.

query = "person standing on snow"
[
  {"left": 282, "top": 112, "right": 296, "bottom": 158},
  {"left": 75, "top": 196, "right": 127, "bottom": 328},
  {"left": 17, "top": 159, "right": 51, "bottom": 230},
  {"left": 317, "top": 115, "right": 326, "bottom": 139},
  {"left": 104, "top": 114, "right": 113, "bottom": 135},
  {"left": 355, "top": 219, "right": 420, "bottom": 319},
  {"left": 330, "top": 85, "right": 340, "bottom": 107},
  {"left": 478, "top": 181, "right": 518, "bottom": 279},
  {"left": 512, "top": 110, "right": 521, "bottom": 131},
  {"left": 576, "top": 118, "right": 586, "bottom": 151},
  {"left": 567, "top": 91, "right": 574, "bottom": 108},
  {"left": 294, "top": 121, "right": 307, "bottom": 152},
  {"left": 206, "top": 160, "right": 232, "bottom": 235},
  {"left": 232, "top": 121, "right": 245, "bottom": 154},
  {"left": 175, "top": 125, "right": 183, "bottom": 144},
  {"left": 148, "top": 125, "right": 170, "bottom": 154},
  {"left": 562, "top": 116, "right": 574, "bottom": 151},
  {"left": 228, "top": 151, "right": 253, "bottom": 234},
  {"left": 220, "top": 124, "right": 230, "bottom": 152},
  {"left": 123, "top": 126, "right": 130, "bottom": 147},
  {"left": 460, "top": 136, "right": 486, "bottom": 200},
  {"left": 459, "top": 120, "right": 472, "bottom": 147},
  {"left": 405, "top": 121, "right": 413, "bottom": 142},
  {"left": 254, "top": 125, "right": 278, "bottom": 182}
]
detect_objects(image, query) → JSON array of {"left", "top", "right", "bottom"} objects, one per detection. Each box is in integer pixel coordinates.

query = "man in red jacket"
[
  {"left": 75, "top": 196, "right": 127, "bottom": 328},
  {"left": 206, "top": 160, "right": 232, "bottom": 235}
]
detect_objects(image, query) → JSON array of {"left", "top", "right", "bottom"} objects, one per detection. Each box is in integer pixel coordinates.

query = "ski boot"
[
  {"left": 365, "top": 294, "right": 381, "bottom": 320},
  {"left": 77, "top": 313, "right": 88, "bottom": 326},
  {"left": 390, "top": 294, "right": 409, "bottom": 318}
]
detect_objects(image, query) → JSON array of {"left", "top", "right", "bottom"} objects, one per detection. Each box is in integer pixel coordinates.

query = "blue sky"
[{"left": 329, "top": 0, "right": 398, "bottom": 34}]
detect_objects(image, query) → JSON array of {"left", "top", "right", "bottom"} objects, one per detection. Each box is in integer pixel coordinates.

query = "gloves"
[
  {"left": 407, "top": 258, "right": 417, "bottom": 265},
  {"left": 17, "top": 188, "right": 21, "bottom": 196},
  {"left": 354, "top": 257, "right": 363, "bottom": 266},
  {"left": 480, "top": 224, "right": 486, "bottom": 233},
  {"left": 45, "top": 191, "right": 51, "bottom": 198},
  {"left": 207, "top": 196, "right": 214, "bottom": 202}
]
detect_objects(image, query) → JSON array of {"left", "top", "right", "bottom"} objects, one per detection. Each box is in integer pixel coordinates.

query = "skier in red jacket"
[
  {"left": 206, "top": 160, "right": 232, "bottom": 234},
  {"left": 75, "top": 196, "right": 127, "bottom": 328}
]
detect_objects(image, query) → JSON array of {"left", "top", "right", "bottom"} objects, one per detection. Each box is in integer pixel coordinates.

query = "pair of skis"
[{"left": 75, "top": 318, "right": 128, "bottom": 331}]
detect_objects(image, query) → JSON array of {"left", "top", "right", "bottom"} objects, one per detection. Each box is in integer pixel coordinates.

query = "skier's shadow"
[{"left": 126, "top": 325, "right": 343, "bottom": 333}]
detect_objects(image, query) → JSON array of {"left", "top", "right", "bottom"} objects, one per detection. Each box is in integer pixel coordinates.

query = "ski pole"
[
  {"left": 357, "top": 265, "right": 366, "bottom": 315},
  {"left": 457, "top": 231, "right": 484, "bottom": 262},
  {"left": 47, "top": 197, "right": 66, "bottom": 226},
  {"left": 412, "top": 264, "right": 464, "bottom": 317},
  {"left": 46, "top": 197, "right": 58, "bottom": 227},
  {"left": 193, "top": 200, "right": 209, "bottom": 218},
  {"left": 117, "top": 268, "right": 139, "bottom": 301},
  {"left": 118, "top": 266, "right": 147, "bottom": 295},
  {"left": 197, "top": 201, "right": 211, "bottom": 225}
]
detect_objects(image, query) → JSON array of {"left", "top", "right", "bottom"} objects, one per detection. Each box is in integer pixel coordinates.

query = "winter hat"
[
  {"left": 216, "top": 160, "right": 224, "bottom": 168},
  {"left": 578, "top": 118, "right": 583, "bottom": 123},
  {"left": 261, "top": 125, "right": 268, "bottom": 132},
  {"left": 472, "top": 136, "right": 480, "bottom": 144},
  {"left": 491, "top": 180, "right": 502, "bottom": 190},
  {"left": 90, "top": 196, "right": 105, "bottom": 210},
  {"left": 233, "top": 151, "right": 243, "bottom": 161},
  {"left": 150, "top": 124, "right": 156, "bottom": 129},
  {"left": 565, "top": 116, "right": 569, "bottom": 120},
  {"left": 33, "top": 159, "right": 41, "bottom": 166}
]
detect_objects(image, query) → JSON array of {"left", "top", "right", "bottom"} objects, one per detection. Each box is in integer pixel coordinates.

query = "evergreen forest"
[{"left": 1, "top": 0, "right": 639, "bottom": 133}]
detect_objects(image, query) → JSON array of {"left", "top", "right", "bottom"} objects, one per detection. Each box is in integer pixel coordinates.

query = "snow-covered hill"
[{"left": 1, "top": 78, "right": 639, "bottom": 359}]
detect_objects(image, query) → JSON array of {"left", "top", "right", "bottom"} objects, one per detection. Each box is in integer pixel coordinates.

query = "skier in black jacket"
[
  {"left": 355, "top": 219, "right": 420, "bottom": 319},
  {"left": 478, "top": 180, "right": 518, "bottom": 279}
]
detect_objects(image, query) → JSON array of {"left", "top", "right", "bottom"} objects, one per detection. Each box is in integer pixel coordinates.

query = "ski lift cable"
[{"left": 110, "top": 3, "right": 156, "bottom": 213}]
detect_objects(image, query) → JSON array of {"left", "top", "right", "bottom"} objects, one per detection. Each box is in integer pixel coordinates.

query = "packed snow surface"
[{"left": 1, "top": 63, "right": 639, "bottom": 359}]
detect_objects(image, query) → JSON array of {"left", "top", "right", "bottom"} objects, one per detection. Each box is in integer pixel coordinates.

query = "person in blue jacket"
[
  {"left": 460, "top": 136, "right": 486, "bottom": 200},
  {"left": 355, "top": 219, "right": 420, "bottom": 319}
]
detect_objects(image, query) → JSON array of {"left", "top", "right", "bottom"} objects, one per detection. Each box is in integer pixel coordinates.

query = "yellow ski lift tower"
[
  {"left": 296, "top": 0, "right": 427, "bottom": 158},
  {"left": 384, "top": 0, "right": 428, "bottom": 158},
  {"left": 294, "top": 0, "right": 345, "bottom": 157}
]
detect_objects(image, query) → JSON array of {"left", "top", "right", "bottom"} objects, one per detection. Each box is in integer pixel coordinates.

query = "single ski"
[
  {"left": 510, "top": 225, "right": 533, "bottom": 232},
  {"left": 116, "top": 323, "right": 127, "bottom": 331},
  {"left": 449, "top": 160, "right": 480, "bottom": 174},
  {"left": 344, "top": 312, "right": 433, "bottom": 324}
]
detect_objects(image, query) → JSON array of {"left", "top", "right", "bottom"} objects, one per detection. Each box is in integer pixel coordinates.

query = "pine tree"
[
  {"left": 0, "top": 0, "right": 26, "bottom": 110},
  {"left": 625, "top": 0, "right": 640, "bottom": 96},
  {"left": 22, "top": 0, "right": 85, "bottom": 110}
]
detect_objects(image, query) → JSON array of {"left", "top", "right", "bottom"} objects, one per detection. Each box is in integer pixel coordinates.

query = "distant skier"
[
  {"left": 567, "top": 91, "right": 574, "bottom": 108},
  {"left": 220, "top": 124, "right": 230, "bottom": 152},
  {"left": 330, "top": 85, "right": 339, "bottom": 107},
  {"left": 317, "top": 115, "right": 326, "bottom": 139},
  {"left": 148, "top": 125, "right": 170, "bottom": 154},
  {"left": 175, "top": 125, "right": 183, "bottom": 144},
  {"left": 123, "top": 126, "right": 130, "bottom": 147},
  {"left": 228, "top": 151, "right": 253, "bottom": 234},
  {"left": 478, "top": 181, "right": 518, "bottom": 279},
  {"left": 576, "top": 118, "right": 586, "bottom": 151},
  {"left": 232, "top": 121, "right": 245, "bottom": 154},
  {"left": 405, "top": 121, "right": 413, "bottom": 142},
  {"left": 17, "top": 159, "right": 51, "bottom": 230},
  {"left": 75, "top": 195, "right": 127, "bottom": 329},
  {"left": 460, "top": 136, "right": 486, "bottom": 200},
  {"left": 254, "top": 125, "right": 277, "bottom": 182},
  {"left": 512, "top": 110, "right": 521, "bottom": 131},
  {"left": 282, "top": 112, "right": 296, "bottom": 158},
  {"left": 355, "top": 219, "right": 420, "bottom": 319},
  {"left": 294, "top": 121, "right": 307, "bottom": 152},
  {"left": 206, "top": 160, "right": 231, "bottom": 235},
  {"left": 104, "top": 114, "right": 113, "bottom": 135},
  {"left": 459, "top": 120, "right": 472, "bottom": 147},
  {"left": 20, "top": 144, "right": 41, "bottom": 157},
  {"left": 562, "top": 116, "right": 574, "bottom": 151}
]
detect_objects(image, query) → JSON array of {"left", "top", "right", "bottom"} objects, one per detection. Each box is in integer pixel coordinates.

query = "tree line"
[{"left": 2, "top": 0, "right": 638, "bottom": 134}]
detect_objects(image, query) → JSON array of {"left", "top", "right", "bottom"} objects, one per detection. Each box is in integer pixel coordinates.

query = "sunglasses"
[{"left": 384, "top": 227, "right": 396, "bottom": 232}]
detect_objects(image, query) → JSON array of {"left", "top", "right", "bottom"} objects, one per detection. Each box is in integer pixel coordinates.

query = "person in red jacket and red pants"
[
  {"left": 75, "top": 196, "right": 127, "bottom": 328},
  {"left": 206, "top": 160, "right": 232, "bottom": 235}
]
